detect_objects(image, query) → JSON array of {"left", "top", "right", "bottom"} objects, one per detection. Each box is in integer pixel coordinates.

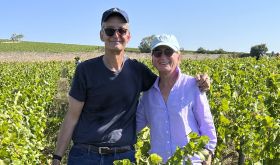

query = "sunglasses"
[
  {"left": 103, "top": 27, "right": 128, "bottom": 37},
  {"left": 152, "top": 48, "right": 175, "bottom": 58}
]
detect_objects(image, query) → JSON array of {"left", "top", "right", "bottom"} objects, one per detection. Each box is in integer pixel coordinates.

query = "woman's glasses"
[
  {"left": 103, "top": 27, "right": 128, "bottom": 37},
  {"left": 152, "top": 48, "right": 175, "bottom": 58}
]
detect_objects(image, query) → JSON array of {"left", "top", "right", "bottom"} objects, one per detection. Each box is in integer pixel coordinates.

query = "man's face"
[
  {"left": 100, "top": 16, "right": 131, "bottom": 52},
  {"left": 152, "top": 46, "right": 180, "bottom": 74}
]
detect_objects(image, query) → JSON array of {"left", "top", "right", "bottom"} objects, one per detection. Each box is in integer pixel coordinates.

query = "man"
[{"left": 52, "top": 8, "right": 210, "bottom": 165}]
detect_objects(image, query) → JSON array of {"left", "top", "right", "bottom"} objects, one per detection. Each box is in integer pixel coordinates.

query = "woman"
[{"left": 137, "top": 34, "right": 217, "bottom": 164}]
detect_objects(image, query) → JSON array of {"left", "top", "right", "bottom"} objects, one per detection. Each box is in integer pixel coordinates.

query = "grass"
[
  {"left": 0, "top": 40, "right": 140, "bottom": 53},
  {"left": 0, "top": 39, "right": 249, "bottom": 57}
]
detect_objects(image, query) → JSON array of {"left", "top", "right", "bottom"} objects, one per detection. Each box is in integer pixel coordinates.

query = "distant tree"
[
  {"left": 10, "top": 34, "right": 17, "bottom": 41},
  {"left": 196, "top": 47, "right": 207, "bottom": 54},
  {"left": 10, "top": 33, "right": 24, "bottom": 42},
  {"left": 216, "top": 48, "right": 226, "bottom": 54},
  {"left": 271, "top": 51, "right": 275, "bottom": 57},
  {"left": 138, "top": 35, "right": 155, "bottom": 53},
  {"left": 276, "top": 52, "right": 280, "bottom": 58},
  {"left": 250, "top": 44, "right": 268, "bottom": 60}
]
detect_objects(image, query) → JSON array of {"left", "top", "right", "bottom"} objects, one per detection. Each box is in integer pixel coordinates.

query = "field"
[
  {"left": 0, "top": 41, "right": 227, "bottom": 62},
  {"left": 0, "top": 41, "right": 279, "bottom": 164},
  {"left": 0, "top": 52, "right": 224, "bottom": 62}
]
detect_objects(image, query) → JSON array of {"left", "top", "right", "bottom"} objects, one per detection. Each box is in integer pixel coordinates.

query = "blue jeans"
[{"left": 67, "top": 145, "right": 136, "bottom": 165}]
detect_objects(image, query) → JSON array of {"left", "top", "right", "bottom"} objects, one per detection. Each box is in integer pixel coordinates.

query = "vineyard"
[
  {"left": 0, "top": 41, "right": 139, "bottom": 53},
  {"left": 0, "top": 57, "right": 279, "bottom": 164}
]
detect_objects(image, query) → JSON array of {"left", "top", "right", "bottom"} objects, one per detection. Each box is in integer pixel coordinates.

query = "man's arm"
[
  {"left": 195, "top": 73, "right": 210, "bottom": 92},
  {"left": 52, "top": 96, "right": 84, "bottom": 165}
]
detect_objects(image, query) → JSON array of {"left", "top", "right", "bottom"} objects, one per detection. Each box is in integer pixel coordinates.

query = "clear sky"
[{"left": 1, "top": 0, "right": 279, "bottom": 53}]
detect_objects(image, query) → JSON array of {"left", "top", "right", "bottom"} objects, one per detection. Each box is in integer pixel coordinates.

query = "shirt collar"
[{"left": 152, "top": 66, "right": 182, "bottom": 91}]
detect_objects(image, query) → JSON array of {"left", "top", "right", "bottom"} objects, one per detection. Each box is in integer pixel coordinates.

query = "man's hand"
[{"left": 195, "top": 73, "right": 210, "bottom": 92}]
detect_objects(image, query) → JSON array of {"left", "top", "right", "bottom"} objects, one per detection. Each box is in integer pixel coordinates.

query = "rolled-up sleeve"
[{"left": 193, "top": 90, "right": 217, "bottom": 154}]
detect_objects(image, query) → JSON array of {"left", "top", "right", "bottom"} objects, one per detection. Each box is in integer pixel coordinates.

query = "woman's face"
[{"left": 152, "top": 46, "right": 180, "bottom": 74}]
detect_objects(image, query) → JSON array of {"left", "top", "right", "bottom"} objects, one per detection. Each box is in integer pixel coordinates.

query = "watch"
[{"left": 52, "top": 154, "right": 62, "bottom": 161}]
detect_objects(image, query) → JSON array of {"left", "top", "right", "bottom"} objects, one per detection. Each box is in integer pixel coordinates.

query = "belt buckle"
[{"left": 98, "top": 147, "right": 110, "bottom": 154}]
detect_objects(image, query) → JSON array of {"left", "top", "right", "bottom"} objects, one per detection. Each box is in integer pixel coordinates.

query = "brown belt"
[{"left": 74, "top": 144, "right": 133, "bottom": 154}]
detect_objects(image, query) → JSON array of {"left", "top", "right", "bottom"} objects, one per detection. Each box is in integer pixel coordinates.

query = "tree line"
[
  {"left": 138, "top": 35, "right": 279, "bottom": 59},
  {"left": 5, "top": 33, "right": 279, "bottom": 59}
]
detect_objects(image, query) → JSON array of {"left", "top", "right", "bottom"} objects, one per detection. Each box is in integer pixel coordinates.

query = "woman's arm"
[
  {"left": 193, "top": 90, "right": 217, "bottom": 154},
  {"left": 136, "top": 96, "right": 148, "bottom": 133}
]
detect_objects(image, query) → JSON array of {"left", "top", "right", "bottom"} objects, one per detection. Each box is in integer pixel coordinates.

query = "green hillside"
[{"left": 0, "top": 40, "right": 139, "bottom": 53}]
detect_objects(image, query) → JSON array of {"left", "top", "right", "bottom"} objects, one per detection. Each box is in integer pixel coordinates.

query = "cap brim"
[{"left": 151, "top": 42, "right": 179, "bottom": 52}]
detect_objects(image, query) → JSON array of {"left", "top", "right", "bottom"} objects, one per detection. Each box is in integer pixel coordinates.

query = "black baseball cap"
[{"left": 101, "top": 8, "right": 129, "bottom": 25}]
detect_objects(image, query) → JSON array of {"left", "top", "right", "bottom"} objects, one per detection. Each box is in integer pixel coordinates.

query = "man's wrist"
[{"left": 52, "top": 154, "right": 62, "bottom": 161}]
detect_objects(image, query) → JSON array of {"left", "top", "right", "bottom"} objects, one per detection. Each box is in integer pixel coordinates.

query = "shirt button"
[
  {"left": 167, "top": 141, "right": 170, "bottom": 144},
  {"left": 166, "top": 131, "right": 169, "bottom": 134}
]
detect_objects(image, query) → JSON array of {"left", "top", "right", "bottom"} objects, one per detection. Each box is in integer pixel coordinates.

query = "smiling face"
[
  {"left": 152, "top": 46, "right": 181, "bottom": 75},
  {"left": 100, "top": 16, "right": 131, "bottom": 52}
]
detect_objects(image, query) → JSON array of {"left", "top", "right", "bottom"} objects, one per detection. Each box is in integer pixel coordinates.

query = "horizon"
[
  {"left": 1, "top": 0, "right": 279, "bottom": 53},
  {"left": 0, "top": 39, "right": 250, "bottom": 54}
]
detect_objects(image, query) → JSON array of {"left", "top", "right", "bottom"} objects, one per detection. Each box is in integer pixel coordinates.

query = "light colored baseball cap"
[{"left": 151, "top": 34, "right": 180, "bottom": 51}]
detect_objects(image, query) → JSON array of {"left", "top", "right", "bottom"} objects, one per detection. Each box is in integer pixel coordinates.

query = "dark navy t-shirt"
[{"left": 69, "top": 55, "right": 156, "bottom": 147}]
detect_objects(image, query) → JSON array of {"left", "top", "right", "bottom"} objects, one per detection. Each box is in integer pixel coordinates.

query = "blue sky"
[{"left": 1, "top": 0, "right": 279, "bottom": 53}]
